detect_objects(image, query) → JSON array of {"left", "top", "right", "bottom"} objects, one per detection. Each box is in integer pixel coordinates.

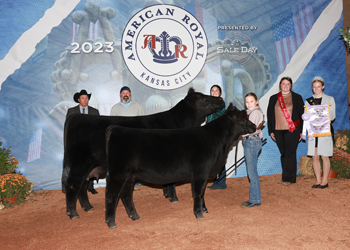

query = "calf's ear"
[
  {"left": 238, "top": 110, "right": 248, "bottom": 119},
  {"left": 226, "top": 103, "right": 234, "bottom": 111},
  {"left": 227, "top": 104, "right": 240, "bottom": 114},
  {"left": 187, "top": 87, "right": 195, "bottom": 94}
]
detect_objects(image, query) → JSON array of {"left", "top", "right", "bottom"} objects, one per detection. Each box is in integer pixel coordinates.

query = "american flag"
[
  {"left": 71, "top": 0, "right": 100, "bottom": 44},
  {"left": 27, "top": 128, "right": 42, "bottom": 163},
  {"left": 271, "top": 3, "right": 314, "bottom": 73}
]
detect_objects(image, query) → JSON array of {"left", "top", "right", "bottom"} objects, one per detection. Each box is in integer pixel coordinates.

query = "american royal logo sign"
[{"left": 122, "top": 5, "right": 208, "bottom": 90}]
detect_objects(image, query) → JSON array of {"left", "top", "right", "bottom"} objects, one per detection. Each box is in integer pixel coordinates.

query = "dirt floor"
[{"left": 1, "top": 174, "right": 350, "bottom": 250}]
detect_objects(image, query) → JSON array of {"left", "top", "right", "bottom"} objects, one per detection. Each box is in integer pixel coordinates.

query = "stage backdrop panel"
[{"left": 0, "top": 0, "right": 348, "bottom": 190}]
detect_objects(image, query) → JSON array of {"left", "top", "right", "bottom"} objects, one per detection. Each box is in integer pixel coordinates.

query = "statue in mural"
[
  {"left": 207, "top": 32, "right": 272, "bottom": 109},
  {"left": 49, "top": 1, "right": 122, "bottom": 125}
]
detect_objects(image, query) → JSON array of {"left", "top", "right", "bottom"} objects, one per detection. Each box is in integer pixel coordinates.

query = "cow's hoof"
[
  {"left": 84, "top": 207, "right": 94, "bottom": 213},
  {"left": 170, "top": 197, "right": 179, "bottom": 203},
  {"left": 67, "top": 211, "right": 80, "bottom": 220},
  {"left": 107, "top": 221, "right": 117, "bottom": 229},
  {"left": 195, "top": 213, "right": 204, "bottom": 219},
  {"left": 70, "top": 214, "right": 80, "bottom": 220},
  {"left": 203, "top": 207, "right": 208, "bottom": 213},
  {"left": 130, "top": 214, "right": 140, "bottom": 221},
  {"left": 82, "top": 205, "right": 94, "bottom": 212}
]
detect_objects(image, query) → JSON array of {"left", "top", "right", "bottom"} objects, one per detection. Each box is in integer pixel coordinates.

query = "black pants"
[{"left": 274, "top": 129, "right": 301, "bottom": 183}]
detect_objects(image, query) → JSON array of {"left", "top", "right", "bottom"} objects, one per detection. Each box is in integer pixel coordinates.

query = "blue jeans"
[
  {"left": 243, "top": 137, "right": 262, "bottom": 204},
  {"left": 212, "top": 167, "right": 227, "bottom": 189}
]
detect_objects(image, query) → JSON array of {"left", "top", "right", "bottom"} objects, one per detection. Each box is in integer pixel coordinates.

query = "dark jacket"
[
  {"left": 206, "top": 101, "right": 226, "bottom": 124},
  {"left": 66, "top": 105, "right": 100, "bottom": 119},
  {"left": 267, "top": 91, "right": 304, "bottom": 135}
]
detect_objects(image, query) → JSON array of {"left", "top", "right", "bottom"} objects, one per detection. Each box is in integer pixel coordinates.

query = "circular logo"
[
  {"left": 222, "top": 32, "right": 253, "bottom": 64},
  {"left": 122, "top": 5, "right": 208, "bottom": 90}
]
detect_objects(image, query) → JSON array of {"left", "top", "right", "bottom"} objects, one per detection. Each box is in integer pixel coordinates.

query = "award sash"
[{"left": 277, "top": 92, "right": 300, "bottom": 132}]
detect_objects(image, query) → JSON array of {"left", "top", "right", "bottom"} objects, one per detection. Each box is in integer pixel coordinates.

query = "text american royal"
[{"left": 122, "top": 6, "right": 207, "bottom": 89}]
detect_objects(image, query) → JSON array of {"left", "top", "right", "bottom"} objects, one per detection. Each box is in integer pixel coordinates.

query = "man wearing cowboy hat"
[
  {"left": 66, "top": 89, "right": 100, "bottom": 194},
  {"left": 66, "top": 89, "right": 100, "bottom": 118}
]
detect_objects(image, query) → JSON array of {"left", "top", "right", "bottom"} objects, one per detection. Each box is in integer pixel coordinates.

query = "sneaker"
[{"left": 241, "top": 201, "right": 261, "bottom": 208}]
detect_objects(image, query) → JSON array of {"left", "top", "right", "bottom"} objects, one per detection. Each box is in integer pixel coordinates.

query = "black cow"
[
  {"left": 62, "top": 88, "right": 223, "bottom": 220},
  {"left": 105, "top": 104, "right": 256, "bottom": 229}
]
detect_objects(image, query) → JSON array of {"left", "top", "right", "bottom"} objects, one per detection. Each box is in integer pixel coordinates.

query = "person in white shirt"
[
  {"left": 305, "top": 76, "right": 336, "bottom": 189},
  {"left": 110, "top": 86, "right": 144, "bottom": 191},
  {"left": 110, "top": 86, "right": 143, "bottom": 116}
]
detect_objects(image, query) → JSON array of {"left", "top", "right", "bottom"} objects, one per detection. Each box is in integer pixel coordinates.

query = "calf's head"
[
  {"left": 225, "top": 103, "right": 256, "bottom": 135},
  {"left": 184, "top": 88, "right": 224, "bottom": 124}
]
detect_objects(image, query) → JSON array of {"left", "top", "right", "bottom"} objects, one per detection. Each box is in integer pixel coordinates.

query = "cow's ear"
[
  {"left": 187, "top": 87, "right": 195, "bottom": 94},
  {"left": 238, "top": 110, "right": 247, "bottom": 119},
  {"left": 226, "top": 103, "right": 239, "bottom": 113},
  {"left": 227, "top": 103, "right": 234, "bottom": 111}
]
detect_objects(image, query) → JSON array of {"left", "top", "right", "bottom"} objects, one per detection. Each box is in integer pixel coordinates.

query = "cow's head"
[
  {"left": 225, "top": 103, "right": 256, "bottom": 136},
  {"left": 184, "top": 88, "right": 224, "bottom": 124}
]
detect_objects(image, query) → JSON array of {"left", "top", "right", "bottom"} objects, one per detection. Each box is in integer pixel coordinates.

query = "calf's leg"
[
  {"left": 105, "top": 173, "right": 129, "bottom": 229},
  {"left": 65, "top": 166, "right": 95, "bottom": 219},
  {"left": 202, "top": 197, "right": 208, "bottom": 213},
  {"left": 191, "top": 179, "right": 208, "bottom": 219},
  {"left": 78, "top": 181, "right": 94, "bottom": 212},
  {"left": 87, "top": 179, "right": 98, "bottom": 194},
  {"left": 163, "top": 183, "right": 179, "bottom": 203},
  {"left": 120, "top": 177, "right": 140, "bottom": 221},
  {"left": 65, "top": 176, "right": 83, "bottom": 220}
]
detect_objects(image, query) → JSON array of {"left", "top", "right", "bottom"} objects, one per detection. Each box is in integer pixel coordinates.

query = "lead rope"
[{"left": 215, "top": 138, "right": 267, "bottom": 182}]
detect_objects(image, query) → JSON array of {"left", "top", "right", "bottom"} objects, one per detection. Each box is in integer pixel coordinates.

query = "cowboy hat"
[{"left": 73, "top": 89, "right": 91, "bottom": 103}]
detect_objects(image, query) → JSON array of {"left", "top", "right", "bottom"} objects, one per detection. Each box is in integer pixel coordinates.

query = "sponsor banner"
[{"left": 0, "top": 0, "right": 348, "bottom": 189}]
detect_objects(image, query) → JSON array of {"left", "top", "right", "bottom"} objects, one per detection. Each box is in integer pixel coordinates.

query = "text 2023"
[{"left": 71, "top": 42, "right": 114, "bottom": 54}]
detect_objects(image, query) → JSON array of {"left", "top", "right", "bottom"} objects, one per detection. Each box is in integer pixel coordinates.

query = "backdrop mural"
[{"left": 0, "top": 0, "right": 348, "bottom": 190}]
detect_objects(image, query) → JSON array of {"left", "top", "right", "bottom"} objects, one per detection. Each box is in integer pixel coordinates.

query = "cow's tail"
[
  {"left": 61, "top": 156, "right": 70, "bottom": 193},
  {"left": 105, "top": 125, "right": 115, "bottom": 159}
]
